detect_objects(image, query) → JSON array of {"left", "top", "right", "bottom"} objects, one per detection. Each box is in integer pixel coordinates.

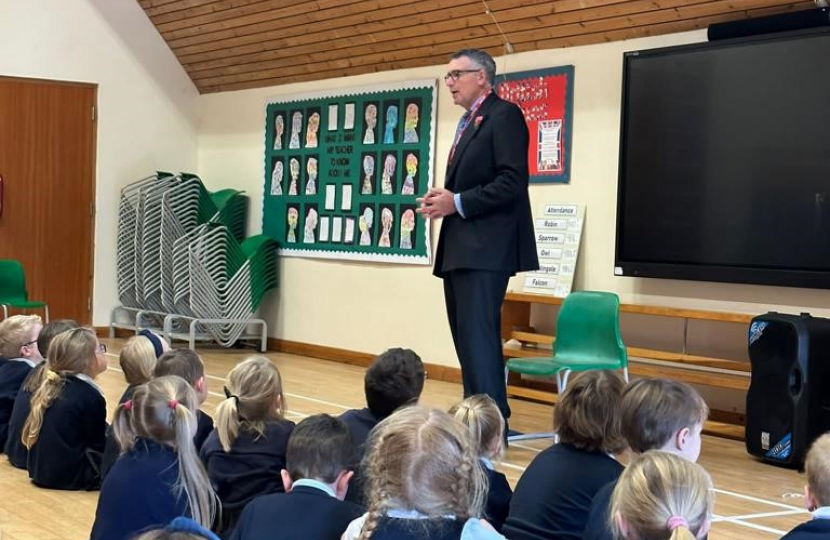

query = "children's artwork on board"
[{"left": 263, "top": 80, "right": 436, "bottom": 264}]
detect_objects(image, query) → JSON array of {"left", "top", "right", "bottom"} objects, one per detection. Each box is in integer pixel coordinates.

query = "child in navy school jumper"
[
  {"left": 89, "top": 375, "right": 218, "bottom": 540},
  {"left": 230, "top": 413, "right": 364, "bottom": 540},
  {"left": 101, "top": 330, "right": 169, "bottom": 478},
  {"left": 504, "top": 370, "right": 627, "bottom": 540},
  {"left": 781, "top": 433, "right": 830, "bottom": 540},
  {"left": 154, "top": 348, "right": 214, "bottom": 450},
  {"left": 22, "top": 327, "right": 108, "bottom": 490},
  {"left": 0, "top": 315, "right": 44, "bottom": 449},
  {"left": 200, "top": 355, "right": 295, "bottom": 535},
  {"left": 610, "top": 451, "right": 712, "bottom": 540},
  {"left": 342, "top": 406, "right": 507, "bottom": 540},
  {"left": 451, "top": 394, "right": 512, "bottom": 533},
  {"left": 338, "top": 347, "right": 425, "bottom": 504},
  {"left": 4, "top": 319, "right": 79, "bottom": 467},
  {"left": 583, "top": 378, "right": 709, "bottom": 540},
  {"left": 132, "top": 517, "right": 222, "bottom": 540}
]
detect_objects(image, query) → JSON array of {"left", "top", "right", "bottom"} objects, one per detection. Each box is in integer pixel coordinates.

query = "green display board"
[{"left": 263, "top": 80, "right": 436, "bottom": 264}]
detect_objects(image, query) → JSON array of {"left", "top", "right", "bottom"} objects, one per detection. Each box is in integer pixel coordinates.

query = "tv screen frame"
[{"left": 614, "top": 27, "right": 830, "bottom": 290}]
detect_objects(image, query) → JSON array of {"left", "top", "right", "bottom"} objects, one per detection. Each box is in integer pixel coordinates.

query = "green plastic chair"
[
  {"left": 0, "top": 260, "right": 50, "bottom": 322},
  {"left": 506, "top": 291, "right": 628, "bottom": 441}
]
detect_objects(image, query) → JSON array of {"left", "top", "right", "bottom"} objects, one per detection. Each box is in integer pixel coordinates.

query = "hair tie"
[
  {"left": 124, "top": 400, "right": 133, "bottom": 410},
  {"left": 223, "top": 386, "right": 240, "bottom": 404},
  {"left": 138, "top": 329, "right": 164, "bottom": 359},
  {"left": 168, "top": 399, "right": 178, "bottom": 410},
  {"left": 667, "top": 516, "right": 689, "bottom": 531}
]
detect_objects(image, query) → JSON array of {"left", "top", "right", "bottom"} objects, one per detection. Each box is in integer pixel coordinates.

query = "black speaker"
[
  {"left": 746, "top": 312, "right": 830, "bottom": 468},
  {"left": 708, "top": 8, "right": 830, "bottom": 41}
]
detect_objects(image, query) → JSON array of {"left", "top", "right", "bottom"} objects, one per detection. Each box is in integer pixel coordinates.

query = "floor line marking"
[
  {"left": 712, "top": 515, "right": 786, "bottom": 535},
  {"left": 713, "top": 488, "right": 805, "bottom": 511},
  {"left": 712, "top": 509, "right": 807, "bottom": 521}
]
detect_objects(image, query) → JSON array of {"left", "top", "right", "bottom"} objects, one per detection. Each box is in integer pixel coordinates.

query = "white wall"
[{"left": 0, "top": 0, "right": 201, "bottom": 324}]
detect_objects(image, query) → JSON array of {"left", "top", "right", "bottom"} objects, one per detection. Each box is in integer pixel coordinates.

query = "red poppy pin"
[{"left": 474, "top": 115, "right": 484, "bottom": 130}]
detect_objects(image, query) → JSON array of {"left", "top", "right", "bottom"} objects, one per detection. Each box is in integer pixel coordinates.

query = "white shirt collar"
[
  {"left": 479, "top": 457, "right": 494, "bottom": 471},
  {"left": 292, "top": 478, "right": 336, "bottom": 498},
  {"left": 813, "top": 506, "right": 830, "bottom": 519},
  {"left": 72, "top": 373, "right": 104, "bottom": 395},
  {"left": 10, "top": 357, "right": 37, "bottom": 368}
]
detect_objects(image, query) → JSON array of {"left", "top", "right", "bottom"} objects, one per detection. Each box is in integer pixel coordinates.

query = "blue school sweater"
[
  {"left": 229, "top": 482, "right": 363, "bottom": 540},
  {"left": 89, "top": 438, "right": 189, "bottom": 540},
  {"left": 481, "top": 460, "right": 512, "bottom": 532},
  {"left": 781, "top": 514, "right": 830, "bottom": 540},
  {"left": 26, "top": 375, "right": 107, "bottom": 490},
  {"left": 503, "top": 443, "right": 623, "bottom": 540},
  {"left": 4, "top": 373, "right": 35, "bottom": 468},
  {"left": 339, "top": 407, "right": 383, "bottom": 505},
  {"left": 200, "top": 419, "right": 295, "bottom": 535},
  {"left": 0, "top": 358, "right": 35, "bottom": 449}
]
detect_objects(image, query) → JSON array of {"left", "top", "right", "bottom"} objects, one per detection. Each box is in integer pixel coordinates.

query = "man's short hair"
[
  {"left": 554, "top": 370, "right": 627, "bottom": 454},
  {"left": 153, "top": 349, "right": 204, "bottom": 386},
  {"left": 621, "top": 378, "right": 709, "bottom": 453},
  {"left": 365, "top": 347, "right": 425, "bottom": 418},
  {"left": 806, "top": 433, "right": 830, "bottom": 507},
  {"left": 37, "top": 319, "right": 80, "bottom": 359},
  {"left": 450, "top": 48, "right": 496, "bottom": 86},
  {"left": 286, "top": 414, "right": 355, "bottom": 483}
]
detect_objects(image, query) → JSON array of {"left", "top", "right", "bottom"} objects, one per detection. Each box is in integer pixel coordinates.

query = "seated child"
[
  {"left": 610, "top": 450, "right": 712, "bottom": 540},
  {"left": 4, "top": 319, "right": 79, "bottom": 466},
  {"left": 342, "top": 406, "right": 506, "bottom": 540},
  {"left": 504, "top": 370, "right": 627, "bottom": 540},
  {"left": 133, "top": 517, "right": 221, "bottom": 540},
  {"left": 338, "top": 347, "right": 424, "bottom": 504},
  {"left": 154, "top": 349, "right": 214, "bottom": 450},
  {"left": 89, "top": 375, "right": 218, "bottom": 540},
  {"left": 230, "top": 414, "right": 363, "bottom": 540},
  {"left": 781, "top": 433, "right": 830, "bottom": 540},
  {"left": 583, "top": 378, "right": 709, "bottom": 540},
  {"left": 23, "top": 327, "right": 108, "bottom": 490},
  {"left": 101, "top": 330, "right": 169, "bottom": 478},
  {"left": 451, "top": 394, "right": 512, "bottom": 532},
  {"left": 200, "top": 355, "right": 295, "bottom": 535},
  {"left": 0, "top": 315, "right": 44, "bottom": 449}
]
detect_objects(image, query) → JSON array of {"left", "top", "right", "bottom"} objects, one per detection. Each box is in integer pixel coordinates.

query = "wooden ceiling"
[{"left": 138, "top": 0, "right": 816, "bottom": 94}]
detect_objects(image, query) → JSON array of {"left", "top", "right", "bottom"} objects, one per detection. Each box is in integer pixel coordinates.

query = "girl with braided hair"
[
  {"left": 22, "top": 327, "right": 107, "bottom": 490},
  {"left": 90, "top": 375, "right": 218, "bottom": 540},
  {"left": 200, "top": 355, "right": 295, "bottom": 536},
  {"left": 610, "top": 451, "right": 712, "bottom": 540},
  {"left": 342, "top": 405, "right": 507, "bottom": 540}
]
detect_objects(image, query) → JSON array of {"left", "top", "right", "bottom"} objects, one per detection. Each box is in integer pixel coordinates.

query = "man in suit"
[{"left": 418, "top": 48, "right": 538, "bottom": 426}]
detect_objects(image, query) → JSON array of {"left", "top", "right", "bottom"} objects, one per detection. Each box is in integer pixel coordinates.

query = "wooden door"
[{"left": 0, "top": 77, "right": 97, "bottom": 324}]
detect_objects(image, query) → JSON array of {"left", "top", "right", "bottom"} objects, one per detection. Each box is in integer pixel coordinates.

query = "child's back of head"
[
  {"left": 120, "top": 331, "right": 166, "bottom": 386},
  {"left": 450, "top": 394, "right": 504, "bottom": 460},
  {"left": 358, "top": 405, "right": 486, "bottom": 539},
  {"left": 805, "top": 433, "right": 830, "bottom": 511},
  {"left": 621, "top": 378, "right": 708, "bottom": 460},
  {"left": 285, "top": 414, "right": 354, "bottom": 491},
  {"left": 36, "top": 319, "right": 79, "bottom": 360},
  {"left": 154, "top": 349, "right": 206, "bottom": 401},
  {"left": 611, "top": 450, "right": 712, "bottom": 540},
  {"left": 364, "top": 348, "right": 425, "bottom": 418},
  {"left": 554, "top": 370, "right": 627, "bottom": 454},
  {"left": 215, "top": 355, "right": 285, "bottom": 452},
  {"left": 114, "top": 375, "right": 217, "bottom": 529}
]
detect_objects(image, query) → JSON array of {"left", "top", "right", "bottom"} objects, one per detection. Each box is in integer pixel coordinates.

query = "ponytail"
[{"left": 22, "top": 368, "right": 63, "bottom": 449}]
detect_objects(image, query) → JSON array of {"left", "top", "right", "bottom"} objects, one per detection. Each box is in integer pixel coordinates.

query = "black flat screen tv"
[{"left": 615, "top": 28, "right": 830, "bottom": 289}]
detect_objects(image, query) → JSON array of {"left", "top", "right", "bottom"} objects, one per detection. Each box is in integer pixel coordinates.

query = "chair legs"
[
  {"left": 0, "top": 304, "right": 49, "bottom": 322},
  {"left": 1, "top": 305, "right": 7, "bottom": 320}
]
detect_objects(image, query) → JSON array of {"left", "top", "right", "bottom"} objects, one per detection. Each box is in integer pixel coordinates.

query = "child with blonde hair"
[
  {"left": 0, "top": 315, "right": 44, "bottom": 449},
  {"left": 23, "top": 327, "right": 108, "bottom": 490},
  {"left": 200, "top": 355, "right": 295, "bottom": 535},
  {"left": 155, "top": 349, "right": 214, "bottom": 450},
  {"left": 504, "top": 370, "right": 627, "bottom": 540},
  {"left": 451, "top": 394, "right": 512, "bottom": 532},
  {"left": 342, "top": 405, "right": 507, "bottom": 540},
  {"left": 89, "top": 375, "right": 218, "bottom": 540},
  {"left": 610, "top": 451, "right": 713, "bottom": 540},
  {"left": 781, "top": 432, "right": 830, "bottom": 539},
  {"left": 4, "top": 318, "right": 79, "bottom": 467}
]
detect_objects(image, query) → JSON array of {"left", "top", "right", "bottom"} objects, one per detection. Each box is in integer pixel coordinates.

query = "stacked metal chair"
[{"left": 112, "top": 173, "right": 276, "bottom": 350}]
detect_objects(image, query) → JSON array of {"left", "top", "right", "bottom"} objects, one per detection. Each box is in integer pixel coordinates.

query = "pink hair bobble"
[
  {"left": 168, "top": 399, "right": 178, "bottom": 410},
  {"left": 667, "top": 516, "right": 689, "bottom": 531},
  {"left": 123, "top": 400, "right": 133, "bottom": 410}
]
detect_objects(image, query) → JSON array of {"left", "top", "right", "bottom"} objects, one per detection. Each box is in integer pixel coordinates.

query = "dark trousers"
[{"left": 443, "top": 269, "right": 511, "bottom": 420}]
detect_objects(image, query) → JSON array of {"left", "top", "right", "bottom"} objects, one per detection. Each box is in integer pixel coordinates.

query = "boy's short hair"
[
  {"left": 0, "top": 315, "right": 42, "bottom": 358},
  {"left": 37, "top": 319, "right": 80, "bottom": 359},
  {"left": 806, "top": 433, "right": 830, "bottom": 507},
  {"left": 364, "top": 348, "right": 425, "bottom": 418},
  {"left": 286, "top": 414, "right": 355, "bottom": 483},
  {"left": 621, "top": 378, "right": 709, "bottom": 453},
  {"left": 554, "top": 370, "right": 627, "bottom": 454},
  {"left": 154, "top": 349, "right": 205, "bottom": 386}
]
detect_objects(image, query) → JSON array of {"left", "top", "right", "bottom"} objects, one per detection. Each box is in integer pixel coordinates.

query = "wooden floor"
[{"left": 0, "top": 338, "right": 809, "bottom": 540}]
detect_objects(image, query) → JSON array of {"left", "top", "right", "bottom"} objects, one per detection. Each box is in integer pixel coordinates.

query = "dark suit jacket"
[{"left": 434, "top": 93, "right": 538, "bottom": 277}]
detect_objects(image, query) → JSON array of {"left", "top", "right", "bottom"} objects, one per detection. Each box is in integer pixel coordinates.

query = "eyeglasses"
[
  {"left": 96, "top": 343, "right": 107, "bottom": 354},
  {"left": 22, "top": 339, "right": 38, "bottom": 348},
  {"left": 443, "top": 69, "right": 481, "bottom": 82}
]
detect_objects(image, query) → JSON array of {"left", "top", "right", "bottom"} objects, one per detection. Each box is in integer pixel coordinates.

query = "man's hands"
[{"left": 416, "top": 188, "right": 457, "bottom": 219}]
